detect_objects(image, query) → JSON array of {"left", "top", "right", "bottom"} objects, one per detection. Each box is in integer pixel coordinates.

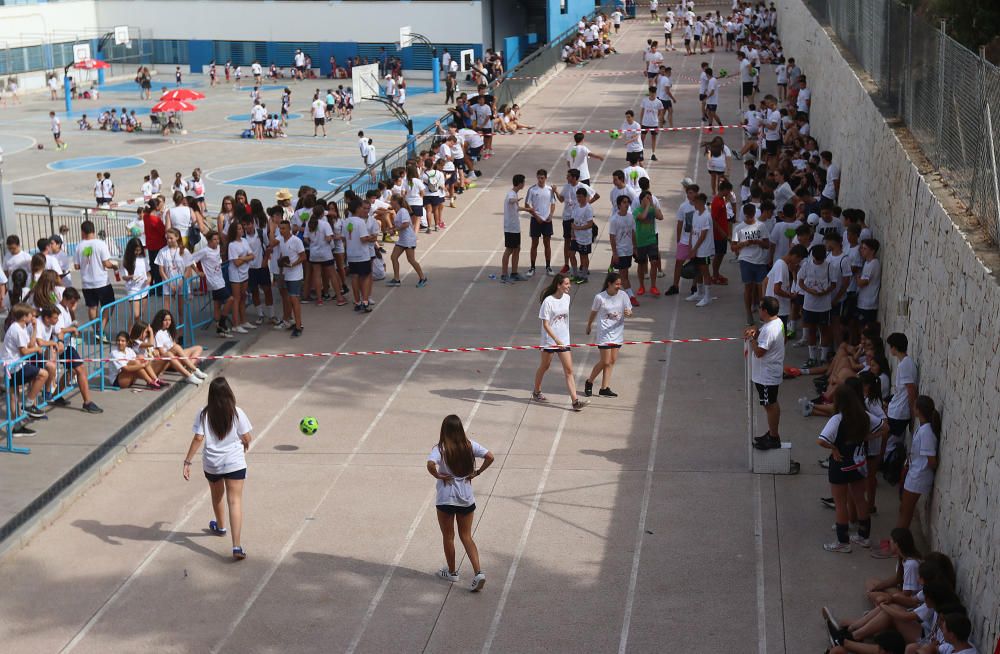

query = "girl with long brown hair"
[
  {"left": 427, "top": 414, "right": 494, "bottom": 591},
  {"left": 183, "top": 377, "right": 253, "bottom": 560}
]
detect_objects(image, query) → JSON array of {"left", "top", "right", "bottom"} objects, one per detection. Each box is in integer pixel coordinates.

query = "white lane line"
[
  {"left": 617, "top": 306, "right": 680, "bottom": 654},
  {"left": 10, "top": 140, "right": 198, "bottom": 185},
  {"left": 754, "top": 474, "right": 768, "bottom": 654}
]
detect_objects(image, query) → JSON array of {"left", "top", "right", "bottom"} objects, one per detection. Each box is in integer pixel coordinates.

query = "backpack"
[
  {"left": 881, "top": 445, "right": 906, "bottom": 486},
  {"left": 425, "top": 171, "right": 441, "bottom": 193},
  {"left": 371, "top": 250, "right": 386, "bottom": 280}
]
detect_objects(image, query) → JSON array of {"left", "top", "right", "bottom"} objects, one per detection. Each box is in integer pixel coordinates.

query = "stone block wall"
[{"left": 776, "top": 0, "right": 1000, "bottom": 646}]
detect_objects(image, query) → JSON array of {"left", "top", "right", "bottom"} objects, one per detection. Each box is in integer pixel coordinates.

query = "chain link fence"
[{"left": 804, "top": 0, "right": 1000, "bottom": 245}]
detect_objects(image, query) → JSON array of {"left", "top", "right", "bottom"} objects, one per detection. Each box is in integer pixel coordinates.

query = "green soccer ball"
[
  {"left": 749, "top": 67, "right": 758, "bottom": 77},
  {"left": 609, "top": 130, "right": 621, "bottom": 140},
  {"left": 299, "top": 416, "right": 319, "bottom": 435},
  {"left": 130, "top": 226, "right": 142, "bottom": 237},
  {"left": 718, "top": 68, "right": 728, "bottom": 78}
]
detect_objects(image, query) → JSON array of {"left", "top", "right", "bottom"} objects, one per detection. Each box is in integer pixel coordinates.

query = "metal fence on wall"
[{"left": 804, "top": 0, "right": 1000, "bottom": 245}]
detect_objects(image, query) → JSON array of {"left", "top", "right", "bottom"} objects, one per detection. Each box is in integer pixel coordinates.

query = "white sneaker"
[
  {"left": 273, "top": 320, "right": 288, "bottom": 330},
  {"left": 684, "top": 291, "right": 700, "bottom": 302},
  {"left": 850, "top": 534, "right": 871, "bottom": 549},
  {"left": 469, "top": 572, "right": 486, "bottom": 592},
  {"left": 185, "top": 374, "right": 203, "bottom": 385},
  {"left": 798, "top": 397, "right": 813, "bottom": 417},
  {"left": 436, "top": 567, "right": 459, "bottom": 583},
  {"left": 193, "top": 369, "right": 208, "bottom": 380},
  {"left": 242, "top": 322, "right": 258, "bottom": 330},
  {"left": 695, "top": 295, "right": 713, "bottom": 307},
  {"left": 233, "top": 326, "right": 249, "bottom": 334},
  {"left": 823, "top": 541, "right": 852, "bottom": 554},
  {"left": 254, "top": 316, "right": 266, "bottom": 325}
]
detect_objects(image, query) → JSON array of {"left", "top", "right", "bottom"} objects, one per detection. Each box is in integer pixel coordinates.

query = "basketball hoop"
[
  {"left": 398, "top": 26, "right": 413, "bottom": 51},
  {"left": 113, "top": 26, "right": 130, "bottom": 47}
]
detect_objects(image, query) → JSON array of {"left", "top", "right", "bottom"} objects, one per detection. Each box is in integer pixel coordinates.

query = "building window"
[{"left": 560, "top": 0, "right": 568, "bottom": 14}]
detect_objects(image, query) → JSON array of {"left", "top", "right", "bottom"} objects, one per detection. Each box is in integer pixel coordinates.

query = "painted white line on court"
[
  {"left": 617, "top": 306, "right": 679, "bottom": 653},
  {"left": 10, "top": 140, "right": 198, "bottom": 185},
  {"left": 754, "top": 474, "right": 768, "bottom": 654}
]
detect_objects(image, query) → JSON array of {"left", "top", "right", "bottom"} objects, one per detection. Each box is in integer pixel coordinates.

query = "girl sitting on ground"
[
  {"left": 150, "top": 309, "right": 206, "bottom": 385},
  {"left": 110, "top": 331, "right": 166, "bottom": 390}
]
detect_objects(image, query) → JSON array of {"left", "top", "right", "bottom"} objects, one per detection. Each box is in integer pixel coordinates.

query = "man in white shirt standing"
[
  {"left": 74, "top": 220, "right": 119, "bottom": 337},
  {"left": 685, "top": 192, "right": 716, "bottom": 307},
  {"left": 703, "top": 67, "right": 722, "bottom": 131},
  {"left": 820, "top": 150, "right": 840, "bottom": 200},
  {"left": 656, "top": 65, "right": 677, "bottom": 128},
  {"left": 747, "top": 296, "right": 785, "bottom": 451},
  {"left": 639, "top": 86, "right": 663, "bottom": 161},
  {"left": 620, "top": 109, "right": 644, "bottom": 166},
  {"left": 311, "top": 93, "right": 326, "bottom": 137},
  {"left": 762, "top": 94, "right": 782, "bottom": 170},
  {"left": 565, "top": 132, "right": 604, "bottom": 186}
]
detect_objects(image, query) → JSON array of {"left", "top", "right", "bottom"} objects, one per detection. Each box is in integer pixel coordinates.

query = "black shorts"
[
  {"left": 828, "top": 460, "right": 865, "bottom": 485},
  {"left": 410, "top": 205, "right": 424, "bottom": 217},
  {"left": 543, "top": 346, "right": 571, "bottom": 353},
  {"left": 634, "top": 243, "right": 660, "bottom": 263},
  {"left": 11, "top": 363, "right": 42, "bottom": 387},
  {"left": 204, "top": 467, "right": 247, "bottom": 482},
  {"left": 660, "top": 99, "right": 672, "bottom": 110},
  {"left": 445, "top": 170, "right": 458, "bottom": 186},
  {"left": 326, "top": 104, "right": 334, "bottom": 113},
  {"left": 63, "top": 345, "right": 83, "bottom": 370},
  {"left": 598, "top": 343, "right": 623, "bottom": 350},
  {"left": 468, "top": 145, "right": 483, "bottom": 160},
  {"left": 754, "top": 382, "right": 779, "bottom": 406},
  {"left": 714, "top": 238, "right": 728, "bottom": 256},
  {"left": 706, "top": 103, "right": 718, "bottom": 112},
  {"left": 211, "top": 286, "right": 232, "bottom": 303},
  {"left": 82, "top": 285, "right": 115, "bottom": 308},
  {"left": 348, "top": 259, "right": 372, "bottom": 276},
  {"left": 698, "top": 93, "right": 706, "bottom": 102},
  {"left": 248, "top": 268, "right": 271, "bottom": 292},
  {"left": 726, "top": 33, "right": 736, "bottom": 42},
  {"left": 694, "top": 35, "right": 702, "bottom": 42},
  {"left": 571, "top": 241, "right": 592, "bottom": 255},
  {"left": 613, "top": 254, "right": 633, "bottom": 270},
  {"left": 802, "top": 308, "right": 830, "bottom": 326},
  {"left": 314, "top": 117, "right": 325, "bottom": 126},
  {"left": 436, "top": 503, "right": 475, "bottom": 515},
  {"left": 478, "top": 127, "right": 493, "bottom": 136},
  {"left": 765, "top": 139, "right": 781, "bottom": 155},
  {"left": 690, "top": 255, "right": 712, "bottom": 266},
  {"left": 96, "top": 197, "right": 111, "bottom": 205},
  {"left": 684, "top": 38, "right": 691, "bottom": 45},
  {"left": 742, "top": 81, "right": 754, "bottom": 97},
  {"left": 424, "top": 195, "right": 444, "bottom": 207},
  {"left": 310, "top": 257, "right": 335, "bottom": 266},
  {"left": 646, "top": 72, "right": 658, "bottom": 80},
  {"left": 504, "top": 232, "right": 521, "bottom": 249},
  {"left": 530, "top": 220, "right": 553, "bottom": 239},
  {"left": 855, "top": 307, "right": 878, "bottom": 324},
  {"left": 562, "top": 220, "right": 574, "bottom": 240},
  {"left": 626, "top": 150, "right": 643, "bottom": 165},
  {"left": 664, "top": 33, "right": 672, "bottom": 41}
]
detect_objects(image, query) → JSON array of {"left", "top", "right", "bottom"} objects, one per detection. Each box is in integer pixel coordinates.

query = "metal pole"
[
  {"left": 984, "top": 104, "right": 1000, "bottom": 244},
  {"left": 969, "top": 46, "right": 987, "bottom": 213},
  {"left": 935, "top": 20, "right": 946, "bottom": 165},
  {"left": 904, "top": 5, "right": 913, "bottom": 125}
]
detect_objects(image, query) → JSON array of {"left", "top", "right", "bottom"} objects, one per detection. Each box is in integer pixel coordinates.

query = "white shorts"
[{"left": 903, "top": 473, "right": 933, "bottom": 495}]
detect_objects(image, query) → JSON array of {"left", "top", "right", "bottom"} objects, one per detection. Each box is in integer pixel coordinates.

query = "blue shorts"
[
  {"left": 63, "top": 345, "right": 84, "bottom": 370},
  {"left": 739, "top": 261, "right": 769, "bottom": 284},
  {"left": 284, "top": 279, "right": 303, "bottom": 297},
  {"left": 211, "top": 287, "right": 232, "bottom": 303}
]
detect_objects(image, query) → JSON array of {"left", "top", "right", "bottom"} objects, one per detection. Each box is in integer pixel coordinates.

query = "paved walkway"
[{"left": 0, "top": 20, "right": 905, "bottom": 653}]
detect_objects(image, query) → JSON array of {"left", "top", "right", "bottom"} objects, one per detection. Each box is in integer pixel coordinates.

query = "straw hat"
[{"left": 275, "top": 188, "right": 293, "bottom": 201}]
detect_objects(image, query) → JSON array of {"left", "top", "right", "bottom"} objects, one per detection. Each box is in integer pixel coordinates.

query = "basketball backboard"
[
  {"left": 398, "top": 26, "right": 412, "bottom": 51},
  {"left": 460, "top": 49, "right": 475, "bottom": 72},
  {"left": 114, "top": 26, "right": 131, "bottom": 47},
  {"left": 352, "top": 63, "right": 380, "bottom": 103},
  {"left": 72, "top": 43, "right": 92, "bottom": 64}
]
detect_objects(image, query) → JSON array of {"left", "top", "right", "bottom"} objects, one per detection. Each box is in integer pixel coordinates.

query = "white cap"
[{"left": 680, "top": 177, "right": 695, "bottom": 188}]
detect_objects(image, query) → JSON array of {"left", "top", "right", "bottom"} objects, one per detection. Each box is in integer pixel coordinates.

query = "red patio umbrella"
[
  {"left": 160, "top": 88, "right": 205, "bottom": 102},
  {"left": 72, "top": 58, "right": 111, "bottom": 70},
  {"left": 151, "top": 99, "right": 198, "bottom": 113}
]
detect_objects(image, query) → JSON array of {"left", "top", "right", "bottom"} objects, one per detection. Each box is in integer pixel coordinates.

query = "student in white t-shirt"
[
  {"left": 344, "top": 196, "right": 379, "bottom": 311},
  {"left": 799, "top": 244, "right": 838, "bottom": 366},
  {"left": 532, "top": 275, "right": 589, "bottom": 411},
  {"left": 855, "top": 238, "right": 881, "bottom": 327},
  {"left": 732, "top": 203, "right": 771, "bottom": 325},
  {"left": 226, "top": 221, "right": 258, "bottom": 333},
  {"left": 74, "top": 220, "right": 118, "bottom": 334},
  {"left": 150, "top": 308, "right": 205, "bottom": 385},
  {"left": 608, "top": 195, "right": 638, "bottom": 301},
  {"left": 188, "top": 230, "right": 238, "bottom": 338},
  {"left": 110, "top": 330, "right": 164, "bottom": 390},
  {"left": 639, "top": 87, "right": 663, "bottom": 161},
  {"left": 565, "top": 132, "right": 604, "bottom": 186},
  {"left": 385, "top": 195, "right": 427, "bottom": 288},
  {"left": 584, "top": 272, "right": 632, "bottom": 398},
  {"left": 183, "top": 377, "right": 253, "bottom": 561},
  {"left": 427, "top": 414, "right": 494, "bottom": 591},
  {"left": 121, "top": 237, "right": 150, "bottom": 321},
  {"left": 898, "top": 395, "right": 940, "bottom": 531},
  {"left": 524, "top": 169, "right": 557, "bottom": 276},
  {"left": 747, "top": 297, "right": 786, "bottom": 450},
  {"left": 621, "top": 110, "right": 644, "bottom": 165},
  {"left": 501, "top": 174, "right": 529, "bottom": 283},
  {"left": 685, "top": 193, "right": 716, "bottom": 307}
]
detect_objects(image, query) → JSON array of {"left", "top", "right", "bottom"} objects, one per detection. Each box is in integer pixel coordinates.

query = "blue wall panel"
[
  {"left": 188, "top": 40, "right": 213, "bottom": 73},
  {"left": 546, "top": 0, "right": 593, "bottom": 42}
]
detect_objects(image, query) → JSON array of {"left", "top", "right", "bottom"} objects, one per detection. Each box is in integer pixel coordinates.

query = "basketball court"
[{"left": 0, "top": 18, "right": 900, "bottom": 654}]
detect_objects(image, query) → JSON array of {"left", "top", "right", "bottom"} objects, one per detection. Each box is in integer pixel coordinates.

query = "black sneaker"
[
  {"left": 51, "top": 396, "right": 71, "bottom": 408},
  {"left": 354, "top": 303, "right": 363, "bottom": 312},
  {"left": 291, "top": 327, "right": 302, "bottom": 338},
  {"left": 753, "top": 435, "right": 781, "bottom": 450},
  {"left": 363, "top": 302, "right": 373, "bottom": 313},
  {"left": 598, "top": 387, "right": 618, "bottom": 397},
  {"left": 819, "top": 497, "right": 836, "bottom": 510},
  {"left": 650, "top": 154, "right": 658, "bottom": 161},
  {"left": 665, "top": 285, "right": 679, "bottom": 296},
  {"left": 584, "top": 380, "right": 593, "bottom": 397},
  {"left": 24, "top": 404, "right": 45, "bottom": 419},
  {"left": 13, "top": 424, "right": 36, "bottom": 437},
  {"left": 82, "top": 402, "right": 104, "bottom": 414}
]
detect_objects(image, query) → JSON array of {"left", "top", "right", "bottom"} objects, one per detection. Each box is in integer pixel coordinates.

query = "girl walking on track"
[
  {"left": 427, "top": 414, "right": 494, "bottom": 592},
  {"left": 584, "top": 272, "right": 632, "bottom": 398},
  {"left": 533, "top": 274, "right": 590, "bottom": 410},
  {"left": 182, "top": 377, "right": 254, "bottom": 561}
]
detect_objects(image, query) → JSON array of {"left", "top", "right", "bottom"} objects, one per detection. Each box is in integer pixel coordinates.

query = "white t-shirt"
[
  {"left": 764, "top": 109, "right": 781, "bottom": 140},
  {"left": 609, "top": 210, "right": 636, "bottom": 257},
  {"left": 312, "top": 99, "right": 325, "bottom": 119},
  {"left": 405, "top": 178, "right": 425, "bottom": 207},
  {"left": 707, "top": 145, "right": 732, "bottom": 172},
  {"left": 344, "top": 215, "right": 375, "bottom": 262},
  {"left": 560, "top": 182, "right": 595, "bottom": 220},
  {"left": 655, "top": 75, "right": 673, "bottom": 101},
  {"left": 503, "top": 190, "right": 522, "bottom": 233},
  {"left": 796, "top": 87, "right": 812, "bottom": 113},
  {"left": 154, "top": 246, "right": 186, "bottom": 282},
  {"left": 305, "top": 220, "right": 334, "bottom": 261},
  {"left": 640, "top": 97, "right": 661, "bottom": 127},
  {"left": 644, "top": 50, "right": 664, "bottom": 74},
  {"left": 438, "top": 143, "right": 456, "bottom": 172},
  {"left": 124, "top": 256, "right": 149, "bottom": 296},
  {"left": 769, "top": 220, "right": 801, "bottom": 260},
  {"left": 154, "top": 328, "right": 176, "bottom": 352},
  {"left": 591, "top": 290, "right": 630, "bottom": 345},
  {"left": 525, "top": 185, "right": 555, "bottom": 222},
  {"left": 539, "top": 294, "right": 571, "bottom": 347},
  {"left": 857, "top": 258, "right": 881, "bottom": 310},
  {"left": 622, "top": 165, "right": 649, "bottom": 191},
  {"left": 692, "top": 209, "right": 714, "bottom": 257},
  {"left": 809, "top": 216, "right": 844, "bottom": 246},
  {"left": 571, "top": 203, "right": 594, "bottom": 246},
  {"left": 566, "top": 143, "right": 592, "bottom": 181},
  {"left": 888, "top": 356, "right": 918, "bottom": 420},
  {"left": 621, "top": 120, "right": 643, "bottom": 153},
  {"left": 2, "top": 321, "right": 32, "bottom": 371},
  {"left": 227, "top": 239, "right": 252, "bottom": 283},
  {"left": 193, "top": 407, "right": 253, "bottom": 475},
  {"left": 278, "top": 235, "right": 305, "bottom": 281},
  {"left": 799, "top": 258, "right": 838, "bottom": 312},
  {"left": 765, "top": 258, "right": 793, "bottom": 316},
  {"left": 74, "top": 238, "right": 112, "bottom": 289},
  {"left": 168, "top": 206, "right": 193, "bottom": 233},
  {"left": 905, "top": 423, "right": 937, "bottom": 493},
  {"left": 733, "top": 221, "right": 770, "bottom": 265},
  {"left": 822, "top": 163, "right": 841, "bottom": 199},
  {"left": 427, "top": 440, "right": 489, "bottom": 507},
  {"left": 393, "top": 208, "right": 416, "bottom": 249},
  {"left": 188, "top": 246, "right": 226, "bottom": 291},
  {"left": 751, "top": 318, "right": 785, "bottom": 386},
  {"left": 111, "top": 346, "right": 136, "bottom": 372},
  {"left": 4, "top": 251, "right": 31, "bottom": 277},
  {"left": 704, "top": 77, "right": 719, "bottom": 104}
]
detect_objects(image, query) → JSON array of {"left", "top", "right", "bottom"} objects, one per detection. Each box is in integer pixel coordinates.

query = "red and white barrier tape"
[
  {"left": 501, "top": 124, "right": 740, "bottom": 136},
  {"left": 55, "top": 336, "right": 741, "bottom": 364}
]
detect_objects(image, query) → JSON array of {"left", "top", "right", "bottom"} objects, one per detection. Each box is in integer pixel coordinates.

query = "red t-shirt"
[
  {"left": 710, "top": 196, "right": 730, "bottom": 240},
  {"left": 143, "top": 210, "right": 167, "bottom": 251}
]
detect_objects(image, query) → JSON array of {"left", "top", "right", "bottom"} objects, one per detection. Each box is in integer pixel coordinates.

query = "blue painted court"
[
  {"left": 98, "top": 79, "right": 204, "bottom": 93},
  {"left": 227, "top": 113, "right": 301, "bottom": 121},
  {"left": 48, "top": 156, "right": 145, "bottom": 171},
  {"left": 59, "top": 106, "right": 152, "bottom": 118},
  {"left": 366, "top": 115, "right": 437, "bottom": 132},
  {"left": 225, "top": 164, "right": 359, "bottom": 190},
  {"left": 234, "top": 84, "right": 288, "bottom": 92}
]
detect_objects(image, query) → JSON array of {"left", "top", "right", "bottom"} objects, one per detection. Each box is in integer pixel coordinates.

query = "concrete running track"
[{"left": 0, "top": 19, "right": 905, "bottom": 654}]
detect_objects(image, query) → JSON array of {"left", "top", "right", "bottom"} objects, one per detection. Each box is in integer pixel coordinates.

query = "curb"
[{"left": 0, "top": 335, "right": 251, "bottom": 561}]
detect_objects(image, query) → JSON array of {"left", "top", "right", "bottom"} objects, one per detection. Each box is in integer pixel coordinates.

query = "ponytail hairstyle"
[
  {"left": 832, "top": 383, "right": 868, "bottom": 445},
  {"left": 8, "top": 269, "right": 29, "bottom": 310},
  {"left": 889, "top": 526, "right": 921, "bottom": 560},
  {"left": 436, "top": 414, "right": 474, "bottom": 478},
  {"left": 30, "top": 252, "right": 46, "bottom": 280},
  {"left": 389, "top": 194, "right": 411, "bottom": 213},
  {"left": 602, "top": 271, "right": 621, "bottom": 293},
  {"left": 202, "top": 377, "right": 238, "bottom": 440},
  {"left": 915, "top": 395, "right": 942, "bottom": 438},
  {"left": 857, "top": 370, "right": 882, "bottom": 406},
  {"left": 128, "top": 319, "right": 149, "bottom": 344},
  {"left": 250, "top": 198, "right": 267, "bottom": 231},
  {"left": 308, "top": 205, "right": 324, "bottom": 233},
  {"left": 540, "top": 273, "right": 569, "bottom": 304}
]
